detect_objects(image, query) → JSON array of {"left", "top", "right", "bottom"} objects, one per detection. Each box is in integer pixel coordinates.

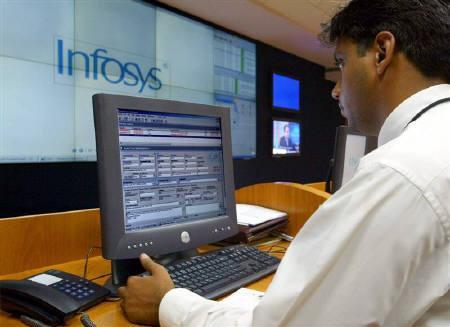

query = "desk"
[
  {"left": 0, "top": 242, "right": 285, "bottom": 326},
  {"left": 0, "top": 182, "right": 328, "bottom": 325}
]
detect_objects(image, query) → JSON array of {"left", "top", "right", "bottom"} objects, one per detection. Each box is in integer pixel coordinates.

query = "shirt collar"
[{"left": 378, "top": 84, "right": 450, "bottom": 146}]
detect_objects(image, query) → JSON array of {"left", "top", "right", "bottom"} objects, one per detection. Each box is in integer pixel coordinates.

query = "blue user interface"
[{"left": 272, "top": 73, "right": 300, "bottom": 111}]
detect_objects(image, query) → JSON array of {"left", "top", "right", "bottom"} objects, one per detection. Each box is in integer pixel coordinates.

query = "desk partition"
[{"left": 0, "top": 182, "right": 329, "bottom": 275}]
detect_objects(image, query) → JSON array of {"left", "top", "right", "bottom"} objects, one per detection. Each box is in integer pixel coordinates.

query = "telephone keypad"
[{"left": 51, "top": 279, "right": 99, "bottom": 300}]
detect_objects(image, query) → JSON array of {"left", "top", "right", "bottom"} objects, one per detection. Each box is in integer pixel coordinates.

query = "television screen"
[
  {"left": 272, "top": 73, "right": 300, "bottom": 111},
  {"left": 272, "top": 120, "right": 301, "bottom": 156}
]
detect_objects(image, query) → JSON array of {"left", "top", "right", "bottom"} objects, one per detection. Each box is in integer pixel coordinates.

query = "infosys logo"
[{"left": 56, "top": 38, "right": 164, "bottom": 93}]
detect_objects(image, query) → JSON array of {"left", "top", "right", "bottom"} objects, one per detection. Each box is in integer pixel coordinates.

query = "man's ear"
[{"left": 374, "top": 31, "right": 396, "bottom": 76}]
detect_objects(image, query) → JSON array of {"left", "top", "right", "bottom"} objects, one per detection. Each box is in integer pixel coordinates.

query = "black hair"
[
  {"left": 283, "top": 124, "right": 290, "bottom": 132},
  {"left": 320, "top": 0, "right": 450, "bottom": 82}
]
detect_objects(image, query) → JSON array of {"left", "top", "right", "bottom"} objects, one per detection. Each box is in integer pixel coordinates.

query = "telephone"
[{"left": 0, "top": 269, "right": 110, "bottom": 326}]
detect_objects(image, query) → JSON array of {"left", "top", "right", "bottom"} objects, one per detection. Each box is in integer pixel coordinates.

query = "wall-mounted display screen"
[
  {"left": 272, "top": 73, "right": 300, "bottom": 111},
  {"left": 0, "top": 0, "right": 256, "bottom": 162},
  {"left": 272, "top": 120, "right": 301, "bottom": 156}
]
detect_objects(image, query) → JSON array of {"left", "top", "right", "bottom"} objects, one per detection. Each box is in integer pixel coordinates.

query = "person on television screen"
[
  {"left": 118, "top": 0, "right": 450, "bottom": 325},
  {"left": 278, "top": 124, "right": 295, "bottom": 150}
]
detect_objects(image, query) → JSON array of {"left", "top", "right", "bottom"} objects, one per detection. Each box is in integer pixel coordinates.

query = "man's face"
[
  {"left": 332, "top": 38, "right": 379, "bottom": 135},
  {"left": 284, "top": 126, "right": 290, "bottom": 138}
]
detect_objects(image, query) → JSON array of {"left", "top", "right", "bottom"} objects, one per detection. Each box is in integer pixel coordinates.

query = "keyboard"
[{"left": 165, "top": 244, "right": 281, "bottom": 299}]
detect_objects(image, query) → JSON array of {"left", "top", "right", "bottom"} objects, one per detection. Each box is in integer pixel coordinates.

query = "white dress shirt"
[{"left": 159, "top": 84, "right": 450, "bottom": 327}]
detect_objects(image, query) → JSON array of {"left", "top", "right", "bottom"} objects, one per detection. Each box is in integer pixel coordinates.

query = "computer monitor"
[
  {"left": 272, "top": 73, "right": 300, "bottom": 111},
  {"left": 272, "top": 120, "right": 301, "bottom": 156},
  {"left": 93, "top": 94, "right": 239, "bottom": 291},
  {"left": 330, "top": 126, "right": 378, "bottom": 193}
]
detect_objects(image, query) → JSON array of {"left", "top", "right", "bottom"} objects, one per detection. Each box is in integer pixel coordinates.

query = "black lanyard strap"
[{"left": 406, "top": 97, "right": 450, "bottom": 128}]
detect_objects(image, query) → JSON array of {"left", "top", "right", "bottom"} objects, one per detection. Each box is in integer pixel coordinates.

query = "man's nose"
[{"left": 331, "top": 80, "right": 341, "bottom": 100}]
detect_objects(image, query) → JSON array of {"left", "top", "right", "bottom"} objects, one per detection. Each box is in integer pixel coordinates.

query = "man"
[
  {"left": 119, "top": 0, "right": 450, "bottom": 325},
  {"left": 279, "top": 124, "right": 294, "bottom": 150}
]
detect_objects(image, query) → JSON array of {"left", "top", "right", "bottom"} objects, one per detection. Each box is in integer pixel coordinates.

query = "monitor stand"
[{"left": 103, "top": 249, "right": 199, "bottom": 296}]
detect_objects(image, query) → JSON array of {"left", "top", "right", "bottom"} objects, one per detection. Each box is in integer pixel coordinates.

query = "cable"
[
  {"left": 267, "top": 245, "right": 287, "bottom": 254},
  {"left": 79, "top": 313, "right": 97, "bottom": 327},
  {"left": 269, "top": 230, "right": 294, "bottom": 242},
  {"left": 19, "top": 315, "right": 51, "bottom": 327},
  {"left": 257, "top": 239, "right": 282, "bottom": 252},
  {"left": 83, "top": 246, "right": 102, "bottom": 279},
  {"left": 88, "top": 273, "right": 111, "bottom": 282}
]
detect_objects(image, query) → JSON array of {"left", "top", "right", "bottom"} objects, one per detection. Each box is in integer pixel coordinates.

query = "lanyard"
[{"left": 405, "top": 97, "right": 450, "bottom": 128}]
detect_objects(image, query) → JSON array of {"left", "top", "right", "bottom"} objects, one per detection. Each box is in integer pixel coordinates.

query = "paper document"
[{"left": 236, "top": 204, "right": 287, "bottom": 226}]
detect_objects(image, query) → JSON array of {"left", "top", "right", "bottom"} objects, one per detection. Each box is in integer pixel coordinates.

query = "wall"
[
  {"left": 234, "top": 43, "right": 342, "bottom": 189},
  {"left": 0, "top": 4, "right": 342, "bottom": 218}
]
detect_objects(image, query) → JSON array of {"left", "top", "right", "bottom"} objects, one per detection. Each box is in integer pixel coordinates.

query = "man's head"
[
  {"left": 283, "top": 124, "right": 290, "bottom": 138},
  {"left": 321, "top": 0, "right": 450, "bottom": 135}
]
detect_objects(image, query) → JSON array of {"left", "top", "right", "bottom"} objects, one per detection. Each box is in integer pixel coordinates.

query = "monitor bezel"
[
  {"left": 331, "top": 126, "right": 378, "bottom": 193},
  {"left": 93, "top": 93, "right": 238, "bottom": 260},
  {"left": 271, "top": 71, "right": 301, "bottom": 113},
  {"left": 271, "top": 118, "right": 302, "bottom": 158}
]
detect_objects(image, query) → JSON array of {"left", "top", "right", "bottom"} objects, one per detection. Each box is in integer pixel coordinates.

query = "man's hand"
[{"left": 118, "top": 253, "right": 175, "bottom": 326}]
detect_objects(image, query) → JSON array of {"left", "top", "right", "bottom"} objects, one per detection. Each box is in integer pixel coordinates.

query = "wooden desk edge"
[{"left": 0, "top": 243, "right": 286, "bottom": 326}]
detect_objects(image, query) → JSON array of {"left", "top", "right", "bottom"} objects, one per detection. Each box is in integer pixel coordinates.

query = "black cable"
[
  {"left": 80, "top": 313, "right": 97, "bottom": 327},
  {"left": 405, "top": 97, "right": 450, "bottom": 129},
  {"left": 88, "top": 273, "right": 111, "bottom": 282},
  {"left": 20, "top": 315, "right": 51, "bottom": 327},
  {"left": 83, "top": 246, "right": 102, "bottom": 279}
]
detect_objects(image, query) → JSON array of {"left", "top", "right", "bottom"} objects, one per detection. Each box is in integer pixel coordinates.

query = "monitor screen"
[
  {"left": 272, "top": 120, "right": 301, "bottom": 156},
  {"left": 0, "top": 0, "right": 256, "bottom": 163},
  {"left": 93, "top": 94, "right": 238, "bottom": 263},
  {"left": 331, "top": 126, "right": 377, "bottom": 193},
  {"left": 118, "top": 110, "right": 227, "bottom": 233},
  {"left": 272, "top": 73, "right": 300, "bottom": 111}
]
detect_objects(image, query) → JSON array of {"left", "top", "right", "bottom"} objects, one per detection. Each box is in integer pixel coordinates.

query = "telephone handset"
[{"left": 0, "top": 269, "right": 110, "bottom": 326}]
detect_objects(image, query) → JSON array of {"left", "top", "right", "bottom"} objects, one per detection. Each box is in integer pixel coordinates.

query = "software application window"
[{"left": 117, "top": 109, "right": 226, "bottom": 232}]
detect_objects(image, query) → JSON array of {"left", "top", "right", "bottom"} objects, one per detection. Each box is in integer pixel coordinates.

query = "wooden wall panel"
[
  {"left": 0, "top": 182, "right": 329, "bottom": 275},
  {"left": 0, "top": 209, "right": 101, "bottom": 275},
  {"left": 305, "top": 181, "right": 327, "bottom": 192},
  {"left": 236, "top": 182, "right": 330, "bottom": 237}
]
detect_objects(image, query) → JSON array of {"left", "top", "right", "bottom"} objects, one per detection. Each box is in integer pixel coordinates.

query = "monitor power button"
[{"left": 181, "top": 231, "right": 190, "bottom": 243}]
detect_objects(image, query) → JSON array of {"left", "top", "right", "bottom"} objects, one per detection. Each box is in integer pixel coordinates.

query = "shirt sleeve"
[{"left": 159, "top": 288, "right": 255, "bottom": 327}]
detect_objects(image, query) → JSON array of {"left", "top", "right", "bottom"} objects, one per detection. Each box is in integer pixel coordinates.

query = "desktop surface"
[{"left": 0, "top": 243, "right": 285, "bottom": 327}]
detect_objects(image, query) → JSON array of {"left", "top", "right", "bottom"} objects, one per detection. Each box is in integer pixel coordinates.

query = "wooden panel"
[
  {"left": 306, "top": 181, "right": 327, "bottom": 192},
  {"left": 236, "top": 182, "right": 330, "bottom": 237},
  {"left": 0, "top": 182, "right": 329, "bottom": 274},
  {"left": 0, "top": 209, "right": 102, "bottom": 275}
]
